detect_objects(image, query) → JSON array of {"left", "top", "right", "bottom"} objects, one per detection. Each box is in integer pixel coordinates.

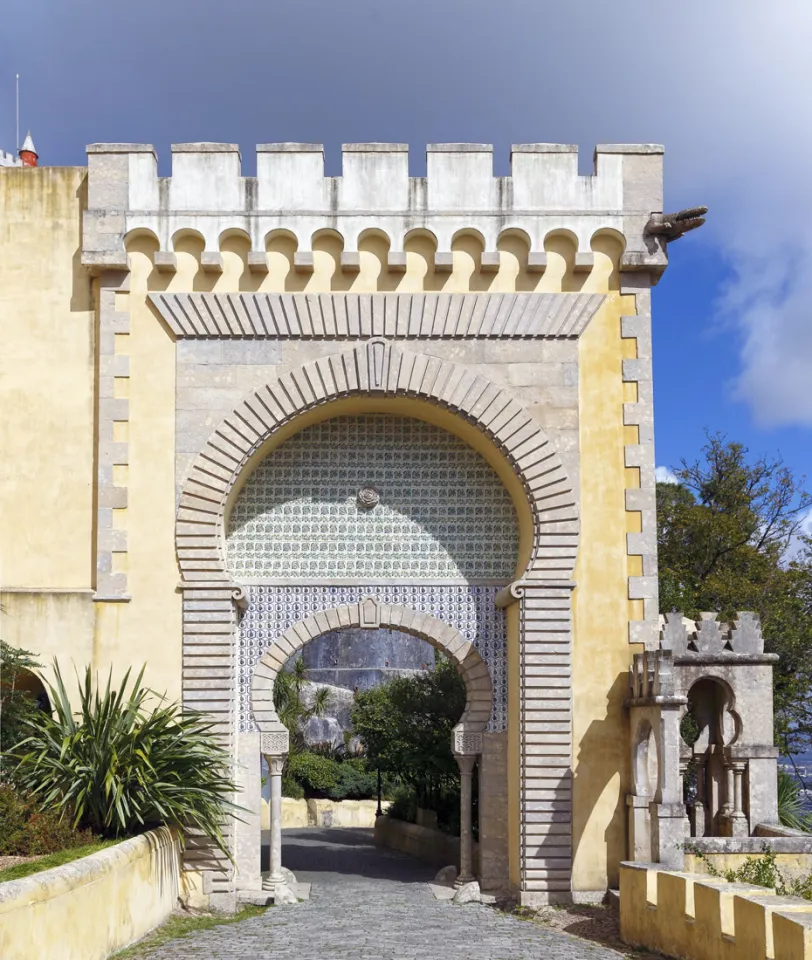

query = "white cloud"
[{"left": 655, "top": 466, "right": 678, "bottom": 484}]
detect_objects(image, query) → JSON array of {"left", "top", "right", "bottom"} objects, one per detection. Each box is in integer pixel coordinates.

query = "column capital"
[{"left": 455, "top": 753, "right": 477, "bottom": 776}]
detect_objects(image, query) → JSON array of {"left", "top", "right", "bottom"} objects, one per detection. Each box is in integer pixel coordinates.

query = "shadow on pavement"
[{"left": 261, "top": 827, "right": 435, "bottom": 885}]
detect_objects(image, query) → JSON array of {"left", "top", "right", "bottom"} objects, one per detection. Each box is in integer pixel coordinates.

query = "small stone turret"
[{"left": 626, "top": 612, "right": 780, "bottom": 867}]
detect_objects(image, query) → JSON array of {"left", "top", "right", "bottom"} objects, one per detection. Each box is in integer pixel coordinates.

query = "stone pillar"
[
  {"left": 650, "top": 708, "right": 687, "bottom": 868},
  {"left": 692, "top": 757, "right": 708, "bottom": 838},
  {"left": 730, "top": 762, "right": 749, "bottom": 838},
  {"left": 627, "top": 795, "right": 652, "bottom": 860},
  {"left": 456, "top": 754, "right": 477, "bottom": 886},
  {"left": 259, "top": 730, "right": 296, "bottom": 904},
  {"left": 263, "top": 755, "right": 286, "bottom": 887}
]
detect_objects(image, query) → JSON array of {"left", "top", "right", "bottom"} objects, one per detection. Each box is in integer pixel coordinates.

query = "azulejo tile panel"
[
  {"left": 225, "top": 415, "right": 518, "bottom": 581},
  {"left": 238, "top": 585, "right": 507, "bottom": 732}
]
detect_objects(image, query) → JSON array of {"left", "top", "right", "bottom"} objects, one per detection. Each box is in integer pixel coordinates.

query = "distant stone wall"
[
  {"left": 374, "top": 816, "right": 478, "bottom": 875},
  {"left": 0, "top": 828, "right": 180, "bottom": 960}
]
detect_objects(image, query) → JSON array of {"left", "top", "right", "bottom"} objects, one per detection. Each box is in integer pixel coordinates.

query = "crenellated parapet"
[{"left": 81, "top": 141, "right": 668, "bottom": 279}]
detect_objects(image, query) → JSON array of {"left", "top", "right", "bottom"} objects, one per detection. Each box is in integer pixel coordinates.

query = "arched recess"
[
  {"left": 176, "top": 337, "right": 578, "bottom": 584},
  {"left": 250, "top": 600, "right": 492, "bottom": 751}
]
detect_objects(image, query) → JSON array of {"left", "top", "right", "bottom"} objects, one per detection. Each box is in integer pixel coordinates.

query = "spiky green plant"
[
  {"left": 778, "top": 768, "right": 812, "bottom": 832},
  {"left": 12, "top": 663, "right": 240, "bottom": 854},
  {"left": 273, "top": 657, "right": 329, "bottom": 756}
]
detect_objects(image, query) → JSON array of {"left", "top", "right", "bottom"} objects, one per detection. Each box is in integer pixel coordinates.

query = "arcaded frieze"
[{"left": 82, "top": 141, "right": 668, "bottom": 280}]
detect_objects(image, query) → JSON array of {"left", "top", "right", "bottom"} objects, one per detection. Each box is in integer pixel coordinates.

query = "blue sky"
[{"left": 2, "top": 1, "right": 810, "bottom": 521}]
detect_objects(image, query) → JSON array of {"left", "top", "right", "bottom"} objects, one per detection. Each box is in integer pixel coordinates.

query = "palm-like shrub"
[
  {"left": 13, "top": 663, "right": 239, "bottom": 853},
  {"left": 273, "top": 657, "right": 329, "bottom": 755},
  {"left": 778, "top": 769, "right": 812, "bottom": 832}
]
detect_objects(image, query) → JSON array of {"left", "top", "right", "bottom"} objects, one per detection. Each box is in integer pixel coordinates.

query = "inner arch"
[{"left": 225, "top": 414, "right": 519, "bottom": 582}]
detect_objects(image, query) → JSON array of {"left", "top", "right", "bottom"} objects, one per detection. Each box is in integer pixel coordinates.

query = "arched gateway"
[
  {"left": 252, "top": 600, "right": 493, "bottom": 895},
  {"left": 176, "top": 334, "right": 581, "bottom": 905}
]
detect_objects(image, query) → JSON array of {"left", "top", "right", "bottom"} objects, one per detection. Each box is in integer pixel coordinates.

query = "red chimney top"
[{"left": 19, "top": 131, "right": 37, "bottom": 168}]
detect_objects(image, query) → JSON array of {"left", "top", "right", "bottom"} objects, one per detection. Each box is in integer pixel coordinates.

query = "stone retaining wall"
[
  {"left": 374, "top": 815, "right": 479, "bottom": 873},
  {"left": 620, "top": 861, "right": 812, "bottom": 960},
  {"left": 0, "top": 828, "right": 181, "bottom": 960},
  {"left": 263, "top": 797, "right": 389, "bottom": 830}
]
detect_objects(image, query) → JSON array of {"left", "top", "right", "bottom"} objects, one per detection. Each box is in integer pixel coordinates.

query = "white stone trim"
[
  {"left": 175, "top": 338, "right": 579, "bottom": 585},
  {"left": 249, "top": 603, "right": 493, "bottom": 739},
  {"left": 621, "top": 276, "right": 659, "bottom": 647},
  {"left": 149, "top": 292, "right": 606, "bottom": 341}
]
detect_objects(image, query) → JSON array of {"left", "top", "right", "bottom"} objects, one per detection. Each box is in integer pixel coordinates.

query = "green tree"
[
  {"left": 272, "top": 657, "right": 329, "bottom": 756},
  {"left": 657, "top": 434, "right": 812, "bottom": 754},
  {"left": 350, "top": 657, "right": 466, "bottom": 808}
]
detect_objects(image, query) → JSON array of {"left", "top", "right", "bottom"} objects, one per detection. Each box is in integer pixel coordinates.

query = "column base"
[{"left": 261, "top": 878, "right": 298, "bottom": 904}]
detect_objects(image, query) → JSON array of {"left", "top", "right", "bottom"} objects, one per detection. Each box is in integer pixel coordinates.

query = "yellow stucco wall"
[
  {"left": 571, "top": 290, "right": 636, "bottom": 893},
  {"left": 0, "top": 168, "right": 94, "bottom": 590},
  {"left": 0, "top": 828, "right": 180, "bottom": 960},
  {"left": 1, "top": 168, "right": 638, "bottom": 895},
  {"left": 620, "top": 862, "right": 812, "bottom": 960}
]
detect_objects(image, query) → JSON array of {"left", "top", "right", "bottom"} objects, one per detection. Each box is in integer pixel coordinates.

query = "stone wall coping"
[
  {"left": 687, "top": 836, "right": 812, "bottom": 855},
  {"left": 86, "top": 143, "right": 156, "bottom": 154},
  {"left": 426, "top": 143, "right": 493, "bottom": 153},
  {"left": 595, "top": 144, "right": 665, "bottom": 154},
  {"left": 511, "top": 143, "right": 577, "bottom": 154},
  {"left": 342, "top": 142, "right": 408, "bottom": 153},
  {"left": 171, "top": 142, "right": 240, "bottom": 154},
  {"left": 0, "top": 827, "right": 178, "bottom": 911},
  {"left": 256, "top": 142, "right": 324, "bottom": 153}
]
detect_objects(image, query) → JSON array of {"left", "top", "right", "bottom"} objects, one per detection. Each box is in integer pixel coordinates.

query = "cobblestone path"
[{"left": 143, "top": 828, "right": 626, "bottom": 959}]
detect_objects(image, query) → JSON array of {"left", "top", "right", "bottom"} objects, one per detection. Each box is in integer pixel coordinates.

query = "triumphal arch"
[{"left": 1, "top": 140, "right": 677, "bottom": 907}]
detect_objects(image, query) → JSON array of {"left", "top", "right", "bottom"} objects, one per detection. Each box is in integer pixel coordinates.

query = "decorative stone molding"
[
  {"left": 95, "top": 272, "right": 131, "bottom": 601},
  {"left": 621, "top": 275, "right": 658, "bottom": 647},
  {"left": 175, "top": 337, "right": 579, "bottom": 585},
  {"left": 250, "top": 603, "right": 492, "bottom": 739},
  {"left": 454, "top": 731, "right": 484, "bottom": 755},
  {"left": 149, "top": 292, "right": 606, "bottom": 341},
  {"left": 84, "top": 142, "right": 666, "bottom": 279},
  {"left": 260, "top": 731, "right": 289, "bottom": 756}
]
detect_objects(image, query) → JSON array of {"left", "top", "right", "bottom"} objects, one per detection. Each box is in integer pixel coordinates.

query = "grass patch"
[
  {"left": 112, "top": 905, "right": 269, "bottom": 958},
  {"left": 0, "top": 839, "right": 120, "bottom": 883}
]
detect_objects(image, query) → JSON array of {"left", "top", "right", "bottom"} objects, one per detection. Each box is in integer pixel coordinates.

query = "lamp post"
[{"left": 376, "top": 763, "right": 383, "bottom": 817}]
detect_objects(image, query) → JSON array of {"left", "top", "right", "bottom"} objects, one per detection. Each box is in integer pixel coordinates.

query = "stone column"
[
  {"left": 259, "top": 731, "right": 296, "bottom": 904},
  {"left": 692, "top": 757, "right": 708, "bottom": 838},
  {"left": 730, "top": 762, "right": 749, "bottom": 838},
  {"left": 263, "top": 755, "right": 286, "bottom": 887},
  {"left": 455, "top": 754, "right": 477, "bottom": 886}
]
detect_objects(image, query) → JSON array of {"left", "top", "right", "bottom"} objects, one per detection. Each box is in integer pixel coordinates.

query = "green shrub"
[
  {"left": 281, "top": 777, "right": 304, "bottom": 800},
  {"left": 12, "top": 663, "right": 239, "bottom": 854},
  {"left": 0, "top": 785, "right": 97, "bottom": 856},
  {"left": 387, "top": 784, "right": 417, "bottom": 824},
  {"left": 691, "top": 843, "right": 812, "bottom": 901},
  {"left": 329, "top": 759, "right": 378, "bottom": 800},
  {"left": 286, "top": 752, "right": 341, "bottom": 796},
  {"left": 778, "top": 769, "right": 812, "bottom": 832}
]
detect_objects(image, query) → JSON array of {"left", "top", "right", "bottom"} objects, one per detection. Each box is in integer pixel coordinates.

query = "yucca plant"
[
  {"left": 778, "top": 768, "right": 812, "bottom": 833},
  {"left": 12, "top": 663, "right": 240, "bottom": 855}
]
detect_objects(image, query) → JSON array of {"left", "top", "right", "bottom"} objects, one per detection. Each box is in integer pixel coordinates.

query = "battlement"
[{"left": 81, "top": 141, "right": 668, "bottom": 278}]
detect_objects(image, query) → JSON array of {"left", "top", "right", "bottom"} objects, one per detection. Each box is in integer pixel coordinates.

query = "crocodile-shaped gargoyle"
[{"left": 645, "top": 206, "right": 708, "bottom": 242}]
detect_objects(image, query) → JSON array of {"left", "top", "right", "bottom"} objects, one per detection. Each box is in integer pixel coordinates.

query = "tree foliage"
[
  {"left": 350, "top": 658, "right": 465, "bottom": 808},
  {"left": 0, "top": 641, "right": 44, "bottom": 777},
  {"left": 273, "top": 657, "right": 329, "bottom": 756},
  {"left": 657, "top": 434, "right": 812, "bottom": 753},
  {"left": 13, "top": 663, "right": 240, "bottom": 853}
]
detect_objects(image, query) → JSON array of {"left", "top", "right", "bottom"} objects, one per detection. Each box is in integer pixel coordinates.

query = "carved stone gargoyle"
[{"left": 645, "top": 207, "right": 708, "bottom": 242}]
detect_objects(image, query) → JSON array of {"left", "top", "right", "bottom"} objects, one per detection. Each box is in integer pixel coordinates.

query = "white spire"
[{"left": 20, "top": 130, "right": 36, "bottom": 155}]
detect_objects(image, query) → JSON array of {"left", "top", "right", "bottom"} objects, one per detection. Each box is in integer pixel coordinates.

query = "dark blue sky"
[{"left": 3, "top": 1, "right": 810, "bottom": 520}]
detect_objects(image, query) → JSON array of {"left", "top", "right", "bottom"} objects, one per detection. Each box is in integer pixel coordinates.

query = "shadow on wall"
[{"left": 571, "top": 671, "right": 630, "bottom": 889}]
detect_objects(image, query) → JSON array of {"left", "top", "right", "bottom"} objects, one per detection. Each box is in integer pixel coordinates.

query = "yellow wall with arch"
[{"left": 1, "top": 168, "right": 640, "bottom": 894}]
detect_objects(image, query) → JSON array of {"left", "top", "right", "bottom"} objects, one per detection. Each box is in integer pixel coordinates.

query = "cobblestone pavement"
[{"left": 143, "top": 828, "right": 627, "bottom": 959}]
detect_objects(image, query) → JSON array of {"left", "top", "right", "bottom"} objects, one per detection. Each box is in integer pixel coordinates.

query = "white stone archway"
[{"left": 235, "top": 598, "right": 493, "bottom": 898}]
